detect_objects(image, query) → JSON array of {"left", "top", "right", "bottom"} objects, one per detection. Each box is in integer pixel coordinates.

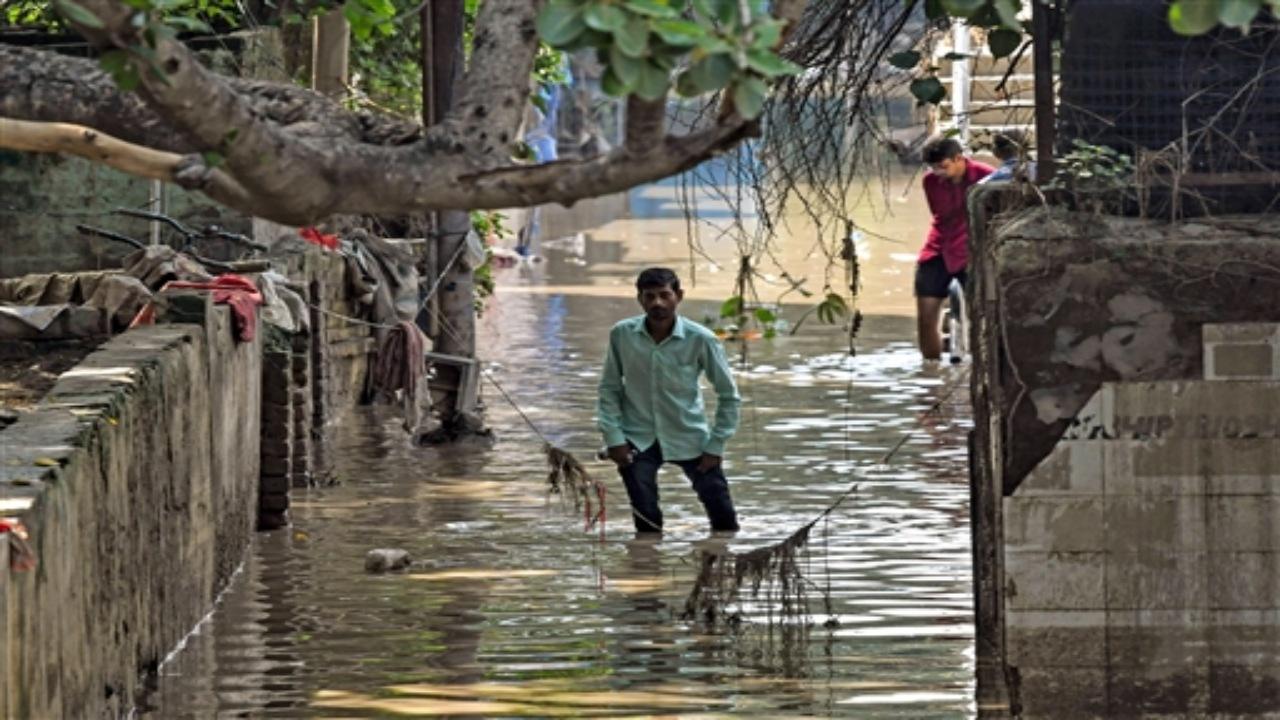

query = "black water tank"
[{"left": 1058, "top": 0, "right": 1280, "bottom": 215}]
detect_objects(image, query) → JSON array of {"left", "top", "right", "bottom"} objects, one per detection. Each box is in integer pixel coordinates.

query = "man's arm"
[
  {"left": 701, "top": 336, "right": 741, "bottom": 457},
  {"left": 923, "top": 174, "right": 943, "bottom": 217},
  {"left": 597, "top": 328, "right": 627, "bottom": 450}
]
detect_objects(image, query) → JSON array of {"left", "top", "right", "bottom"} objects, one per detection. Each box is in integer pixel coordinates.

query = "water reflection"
[{"left": 146, "top": 178, "right": 975, "bottom": 718}]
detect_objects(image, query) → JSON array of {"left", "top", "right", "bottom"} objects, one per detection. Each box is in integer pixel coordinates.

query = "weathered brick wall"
[{"left": 0, "top": 295, "right": 260, "bottom": 717}]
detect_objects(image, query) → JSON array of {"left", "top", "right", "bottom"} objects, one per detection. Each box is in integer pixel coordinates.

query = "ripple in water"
[{"left": 143, "top": 292, "right": 975, "bottom": 718}]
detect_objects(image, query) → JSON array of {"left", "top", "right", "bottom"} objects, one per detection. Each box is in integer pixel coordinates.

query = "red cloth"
[
  {"left": 163, "top": 274, "right": 264, "bottom": 342},
  {"left": 300, "top": 227, "right": 340, "bottom": 250},
  {"left": 918, "top": 159, "right": 995, "bottom": 274},
  {"left": 0, "top": 519, "right": 37, "bottom": 572}
]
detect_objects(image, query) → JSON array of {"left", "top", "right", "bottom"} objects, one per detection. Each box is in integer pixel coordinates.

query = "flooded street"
[{"left": 146, "top": 177, "right": 976, "bottom": 717}]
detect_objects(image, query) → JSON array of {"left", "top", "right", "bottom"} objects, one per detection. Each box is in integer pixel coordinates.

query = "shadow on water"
[{"left": 145, "top": 178, "right": 977, "bottom": 718}]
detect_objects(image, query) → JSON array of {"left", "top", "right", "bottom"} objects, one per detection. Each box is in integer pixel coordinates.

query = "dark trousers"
[{"left": 618, "top": 442, "right": 739, "bottom": 533}]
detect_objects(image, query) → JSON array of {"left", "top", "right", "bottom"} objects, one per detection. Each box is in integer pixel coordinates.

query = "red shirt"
[{"left": 918, "top": 160, "right": 994, "bottom": 273}]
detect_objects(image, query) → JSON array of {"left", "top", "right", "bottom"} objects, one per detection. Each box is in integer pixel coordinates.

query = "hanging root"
[
  {"left": 544, "top": 444, "right": 607, "bottom": 532},
  {"left": 683, "top": 486, "right": 856, "bottom": 628}
]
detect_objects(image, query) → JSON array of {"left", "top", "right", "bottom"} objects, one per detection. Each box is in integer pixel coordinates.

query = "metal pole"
[
  {"left": 1032, "top": 0, "right": 1057, "bottom": 182},
  {"left": 951, "top": 20, "right": 972, "bottom": 146}
]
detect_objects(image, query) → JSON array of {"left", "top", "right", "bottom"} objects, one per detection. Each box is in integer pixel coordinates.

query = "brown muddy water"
[{"left": 145, "top": 178, "right": 976, "bottom": 718}]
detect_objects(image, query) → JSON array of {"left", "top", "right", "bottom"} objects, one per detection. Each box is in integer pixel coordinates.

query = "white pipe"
[{"left": 951, "top": 20, "right": 971, "bottom": 145}]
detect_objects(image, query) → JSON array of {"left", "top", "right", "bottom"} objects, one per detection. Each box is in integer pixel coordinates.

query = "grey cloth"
[
  {"left": 0, "top": 271, "right": 152, "bottom": 338},
  {"left": 341, "top": 229, "right": 420, "bottom": 333}
]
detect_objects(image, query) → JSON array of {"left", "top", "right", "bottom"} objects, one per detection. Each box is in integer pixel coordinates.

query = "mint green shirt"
[{"left": 597, "top": 315, "right": 740, "bottom": 461}]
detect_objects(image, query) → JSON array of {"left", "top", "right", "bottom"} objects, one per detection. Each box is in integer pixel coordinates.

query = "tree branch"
[
  {"left": 1, "top": 0, "right": 798, "bottom": 224},
  {"left": 456, "top": 121, "right": 759, "bottom": 209},
  {"left": 0, "top": 45, "right": 421, "bottom": 153},
  {"left": 624, "top": 96, "right": 667, "bottom": 154},
  {"left": 0, "top": 117, "right": 256, "bottom": 210}
]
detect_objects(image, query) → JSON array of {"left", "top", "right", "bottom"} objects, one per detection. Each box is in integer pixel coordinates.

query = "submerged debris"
[{"left": 365, "top": 548, "right": 411, "bottom": 573}]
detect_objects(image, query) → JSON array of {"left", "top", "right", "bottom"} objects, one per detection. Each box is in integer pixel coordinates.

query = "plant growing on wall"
[{"left": 1045, "top": 138, "right": 1134, "bottom": 214}]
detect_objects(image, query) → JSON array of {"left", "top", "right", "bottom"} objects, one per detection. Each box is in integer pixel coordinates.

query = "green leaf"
[
  {"left": 691, "top": 0, "right": 717, "bottom": 22},
  {"left": 116, "top": 66, "right": 141, "bottom": 91},
  {"left": 754, "top": 307, "right": 776, "bottom": 324},
  {"left": 745, "top": 49, "right": 801, "bottom": 77},
  {"left": 201, "top": 150, "right": 225, "bottom": 168},
  {"left": 166, "top": 15, "right": 212, "bottom": 33},
  {"left": 1218, "top": 0, "right": 1262, "bottom": 27},
  {"left": 732, "top": 75, "right": 768, "bottom": 119},
  {"left": 909, "top": 76, "right": 947, "bottom": 104},
  {"left": 53, "top": 0, "right": 104, "bottom": 28},
  {"left": 609, "top": 43, "right": 644, "bottom": 89},
  {"left": 98, "top": 49, "right": 129, "bottom": 75},
  {"left": 993, "top": 0, "right": 1022, "bottom": 29},
  {"left": 561, "top": 27, "right": 611, "bottom": 51},
  {"left": 1169, "top": 0, "right": 1221, "bottom": 35},
  {"left": 720, "top": 296, "right": 744, "bottom": 318},
  {"left": 600, "top": 67, "right": 628, "bottom": 96},
  {"left": 941, "top": 0, "right": 986, "bottom": 18},
  {"left": 682, "top": 52, "right": 736, "bottom": 94},
  {"left": 584, "top": 3, "right": 626, "bottom": 32},
  {"left": 988, "top": 28, "right": 1021, "bottom": 58},
  {"left": 652, "top": 18, "right": 703, "bottom": 45},
  {"left": 925, "top": 0, "right": 947, "bottom": 20},
  {"left": 536, "top": 3, "right": 587, "bottom": 45},
  {"left": 623, "top": 0, "right": 679, "bottom": 18},
  {"left": 887, "top": 50, "right": 921, "bottom": 69},
  {"left": 613, "top": 14, "right": 650, "bottom": 56},
  {"left": 751, "top": 18, "right": 784, "bottom": 49},
  {"left": 713, "top": 0, "right": 738, "bottom": 26},
  {"left": 634, "top": 61, "right": 670, "bottom": 101}
]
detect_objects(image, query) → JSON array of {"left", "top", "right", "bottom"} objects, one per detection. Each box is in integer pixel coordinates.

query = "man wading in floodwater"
[
  {"left": 598, "top": 268, "right": 741, "bottom": 533},
  {"left": 915, "top": 137, "right": 993, "bottom": 360}
]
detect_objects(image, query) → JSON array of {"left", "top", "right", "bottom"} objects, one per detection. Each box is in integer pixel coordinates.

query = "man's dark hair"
[
  {"left": 922, "top": 137, "right": 965, "bottom": 164},
  {"left": 636, "top": 267, "right": 681, "bottom": 293}
]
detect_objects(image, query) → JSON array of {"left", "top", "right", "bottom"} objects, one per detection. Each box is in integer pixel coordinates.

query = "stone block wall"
[
  {"left": 970, "top": 198, "right": 1280, "bottom": 716},
  {"left": 0, "top": 295, "right": 260, "bottom": 717},
  {"left": 1004, "top": 368, "right": 1280, "bottom": 716}
]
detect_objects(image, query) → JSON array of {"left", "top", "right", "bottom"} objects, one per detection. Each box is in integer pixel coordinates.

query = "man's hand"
[
  {"left": 606, "top": 444, "right": 634, "bottom": 468},
  {"left": 696, "top": 453, "right": 721, "bottom": 473}
]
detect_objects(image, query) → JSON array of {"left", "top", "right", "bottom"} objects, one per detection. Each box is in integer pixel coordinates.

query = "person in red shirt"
[{"left": 915, "top": 137, "right": 994, "bottom": 360}]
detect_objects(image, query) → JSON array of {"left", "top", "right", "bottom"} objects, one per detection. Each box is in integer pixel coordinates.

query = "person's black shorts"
[{"left": 914, "top": 256, "right": 967, "bottom": 298}]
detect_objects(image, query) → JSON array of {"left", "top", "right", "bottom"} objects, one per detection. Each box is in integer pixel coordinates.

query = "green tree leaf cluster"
[
  {"left": 536, "top": 0, "right": 800, "bottom": 118},
  {"left": 1168, "top": 0, "right": 1279, "bottom": 34}
]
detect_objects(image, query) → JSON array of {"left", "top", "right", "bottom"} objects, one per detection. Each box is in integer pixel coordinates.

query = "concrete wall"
[
  {"left": 0, "top": 294, "right": 261, "bottom": 717},
  {"left": 969, "top": 199, "right": 1280, "bottom": 716}
]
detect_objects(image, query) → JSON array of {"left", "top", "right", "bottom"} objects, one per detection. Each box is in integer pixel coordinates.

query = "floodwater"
[{"left": 145, "top": 174, "right": 977, "bottom": 718}]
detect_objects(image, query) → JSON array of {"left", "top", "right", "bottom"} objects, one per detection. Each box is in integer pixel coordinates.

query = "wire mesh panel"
[{"left": 1058, "top": 0, "right": 1280, "bottom": 215}]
